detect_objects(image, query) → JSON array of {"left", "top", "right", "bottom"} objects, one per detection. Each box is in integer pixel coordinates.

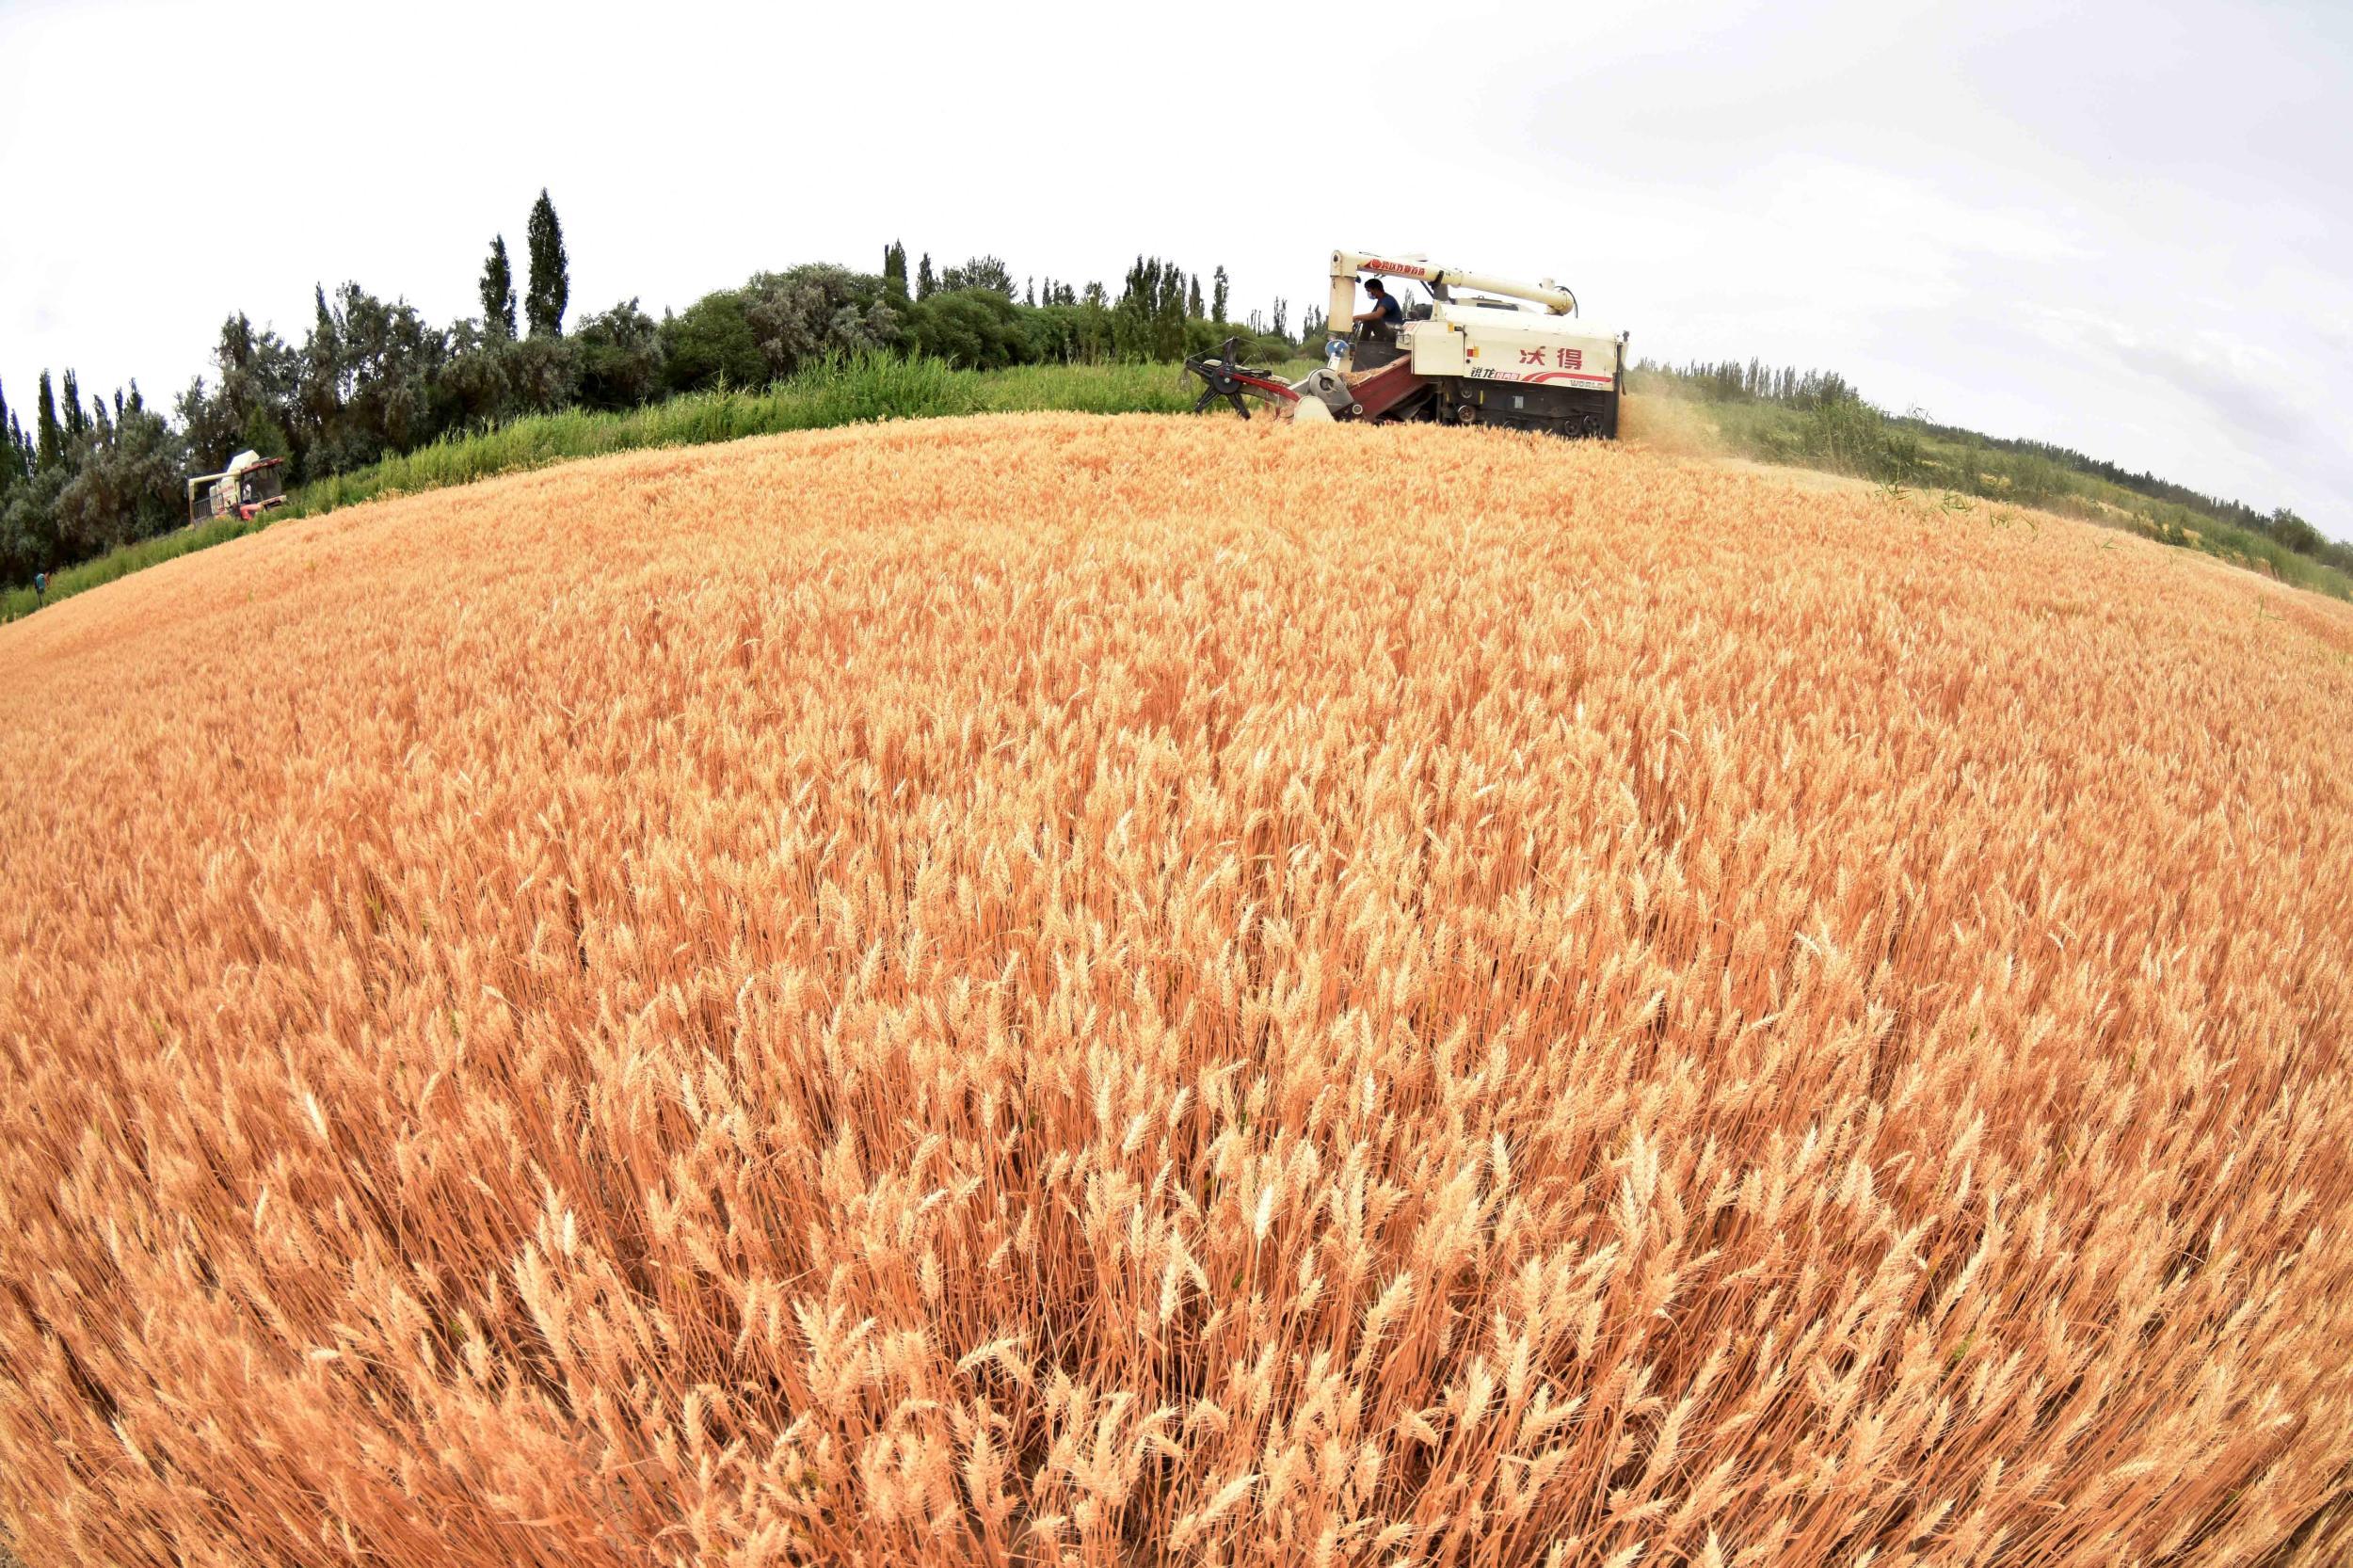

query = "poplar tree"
[
  {"left": 480, "top": 236, "right": 517, "bottom": 339},
  {"left": 916, "top": 252, "right": 936, "bottom": 300},
  {"left": 1188, "top": 273, "right": 1204, "bottom": 319},
  {"left": 35, "top": 372, "right": 61, "bottom": 469},
  {"left": 524, "top": 189, "right": 568, "bottom": 338},
  {"left": 1211, "top": 264, "right": 1229, "bottom": 323},
  {"left": 61, "top": 370, "right": 87, "bottom": 441},
  {"left": 884, "top": 241, "right": 908, "bottom": 298}
]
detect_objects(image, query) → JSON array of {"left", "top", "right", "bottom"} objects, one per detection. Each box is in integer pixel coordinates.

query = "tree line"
[{"left": 0, "top": 189, "right": 1317, "bottom": 591}]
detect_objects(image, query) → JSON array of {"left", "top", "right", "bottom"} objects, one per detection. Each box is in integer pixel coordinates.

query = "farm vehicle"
[
  {"left": 186, "top": 450, "right": 288, "bottom": 527},
  {"left": 1186, "top": 249, "right": 1628, "bottom": 439}
]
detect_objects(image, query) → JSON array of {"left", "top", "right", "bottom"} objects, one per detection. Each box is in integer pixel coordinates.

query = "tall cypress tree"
[
  {"left": 0, "top": 378, "right": 13, "bottom": 493},
  {"left": 35, "top": 371, "right": 61, "bottom": 470},
  {"left": 1158, "top": 263, "right": 1187, "bottom": 358},
  {"left": 302, "top": 284, "right": 345, "bottom": 443},
  {"left": 480, "top": 235, "right": 518, "bottom": 339},
  {"left": 916, "top": 252, "right": 936, "bottom": 300},
  {"left": 1211, "top": 265, "right": 1229, "bottom": 323},
  {"left": 883, "top": 241, "right": 908, "bottom": 299},
  {"left": 1188, "top": 273, "right": 1204, "bottom": 319},
  {"left": 524, "top": 189, "right": 568, "bottom": 338},
  {"left": 60, "top": 370, "right": 87, "bottom": 441}
]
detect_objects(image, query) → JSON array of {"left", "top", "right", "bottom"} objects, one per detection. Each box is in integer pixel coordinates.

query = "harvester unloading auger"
[{"left": 1186, "top": 249, "right": 1629, "bottom": 439}]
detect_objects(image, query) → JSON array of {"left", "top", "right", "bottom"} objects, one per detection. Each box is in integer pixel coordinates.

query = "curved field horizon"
[{"left": 2, "top": 414, "right": 2349, "bottom": 1567}]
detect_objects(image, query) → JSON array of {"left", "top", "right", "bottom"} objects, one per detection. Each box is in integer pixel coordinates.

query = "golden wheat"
[{"left": 2, "top": 414, "right": 2350, "bottom": 1568}]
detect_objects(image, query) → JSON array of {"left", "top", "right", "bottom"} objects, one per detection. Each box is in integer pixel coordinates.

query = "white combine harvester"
[
  {"left": 185, "top": 450, "right": 289, "bottom": 527},
  {"left": 1186, "top": 249, "right": 1629, "bottom": 439}
]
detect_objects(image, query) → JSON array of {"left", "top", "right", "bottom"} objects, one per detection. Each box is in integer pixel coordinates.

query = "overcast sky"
[{"left": 3, "top": 0, "right": 2346, "bottom": 536}]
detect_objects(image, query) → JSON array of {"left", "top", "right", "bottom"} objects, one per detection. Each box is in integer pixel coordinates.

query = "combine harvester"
[
  {"left": 184, "top": 449, "right": 289, "bottom": 528},
  {"left": 1186, "top": 249, "right": 1630, "bottom": 438}
]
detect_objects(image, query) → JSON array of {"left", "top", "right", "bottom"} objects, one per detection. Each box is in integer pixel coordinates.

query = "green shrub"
[
  {"left": 572, "top": 300, "right": 666, "bottom": 411},
  {"left": 904, "top": 291, "right": 1029, "bottom": 371},
  {"left": 659, "top": 293, "right": 766, "bottom": 395}
]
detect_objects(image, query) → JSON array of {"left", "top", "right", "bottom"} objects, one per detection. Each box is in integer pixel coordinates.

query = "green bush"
[
  {"left": 1793, "top": 394, "right": 1903, "bottom": 480},
  {"left": 1021, "top": 303, "right": 1116, "bottom": 365},
  {"left": 572, "top": 300, "right": 665, "bottom": 411},
  {"left": 659, "top": 293, "right": 766, "bottom": 395},
  {"left": 904, "top": 290, "right": 1028, "bottom": 371},
  {"left": 741, "top": 266, "right": 902, "bottom": 380}
]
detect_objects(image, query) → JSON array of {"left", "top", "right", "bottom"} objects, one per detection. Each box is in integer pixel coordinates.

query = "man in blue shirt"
[{"left": 1352, "top": 277, "right": 1404, "bottom": 334}]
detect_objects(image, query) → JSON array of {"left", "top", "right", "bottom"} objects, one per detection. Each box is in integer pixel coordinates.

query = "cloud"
[
  {"left": 2047, "top": 310, "right": 2317, "bottom": 447},
  {"left": 2009, "top": 303, "right": 2344, "bottom": 512},
  {"left": 2110, "top": 342, "right": 2316, "bottom": 455}
]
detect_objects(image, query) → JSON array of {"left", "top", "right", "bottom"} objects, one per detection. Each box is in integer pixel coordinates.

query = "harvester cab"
[
  {"left": 186, "top": 450, "right": 288, "bottom": 527},
  {"left": 1184, "top": 249, "right": 1629, "bottom": 439}
]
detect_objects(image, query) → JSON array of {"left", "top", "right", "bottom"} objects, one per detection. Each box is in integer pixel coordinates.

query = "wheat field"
[{"left": 2, "top": 415, "right": 2350, "bottom": 1567}]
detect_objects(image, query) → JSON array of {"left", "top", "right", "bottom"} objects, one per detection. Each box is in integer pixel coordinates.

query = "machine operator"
[{"left": 1352, "top": 277, "right": 1404, "bottom": 337}]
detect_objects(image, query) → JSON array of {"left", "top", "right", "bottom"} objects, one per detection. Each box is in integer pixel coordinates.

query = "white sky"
[{"left": 2, "top": 0, "right": 2346, "bottom": 536}]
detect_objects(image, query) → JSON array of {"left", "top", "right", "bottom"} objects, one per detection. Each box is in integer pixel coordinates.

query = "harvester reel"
[{"left": 1182, "top": 337, "right": 1301, "bottom": 421}]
